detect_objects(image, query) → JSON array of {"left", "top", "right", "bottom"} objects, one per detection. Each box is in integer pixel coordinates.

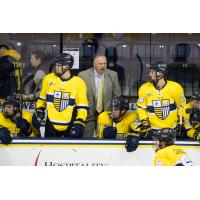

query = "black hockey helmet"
[
  {"left": 154, "top": 128, "right": 175, "bottom": 145},
  {"left": 55, "top": 53, "right": 74, "bottom": 68},
  {"left": 150, "top": 62, "right": 168, "bottom": 75},
  {"left": 2, "top": 95, "right": 21, "bottom": 117},
  {"left": 111, "top": 96, "right": 129, "bottom": 111},
  {"left": 192, "top": 90, "right": 200, "bottom": 101},
  {"left": 3, "top": 95, "right": 20, "bottom": 108}
]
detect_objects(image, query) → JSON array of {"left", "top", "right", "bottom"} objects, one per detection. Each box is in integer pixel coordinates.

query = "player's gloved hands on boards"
[
  {"left": 15, "top": 117, "right": 31, "bottom": 137},
  {"left": 32, "top": 108, "right": 45, "bottom": 129},
  {"left": 174, "top": 124, "right": 187, "bottom": 139},
  {"left": 193, "top": 131, "right": 200, "bottom": 142},
  {"left": 0, "top": 127, "right": 12, "bottom": 145},
  {"left": 103, "top": 126, "right": 117, "bottom": 139},
  {"left": 69, "top": 119, "right": 85, "bottom": 138},
  {"left": 125, "top": 132, "right": 142, "bottom": 152}
]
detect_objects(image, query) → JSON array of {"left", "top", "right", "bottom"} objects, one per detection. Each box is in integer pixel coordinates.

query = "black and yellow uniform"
[
  {"left": 137, "top": 81, "right": 186, "bottom": 129},
  {"left": 36, "top": 73, "right": 88, "bottom": 132},
  {"left": 154, "top": 145, "right": 193, "bottom": 166},
  {"left": 97, "top": 111, "right": 139, "bottom": 138},
  {"left": 0, "top": 112, "right": 37, "bottom": 137},
  {"left": 182, "top": 102, "right": 200, "bottom": 140}
]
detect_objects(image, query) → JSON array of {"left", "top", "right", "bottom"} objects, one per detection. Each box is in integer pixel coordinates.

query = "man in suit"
[{"left": 78, "top": 55, "right": 121, "bottom": 137}]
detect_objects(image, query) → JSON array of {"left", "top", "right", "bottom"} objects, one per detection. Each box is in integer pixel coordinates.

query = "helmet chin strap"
[{"left": 55, "top": 65, "right": 69, "bottom": 77}]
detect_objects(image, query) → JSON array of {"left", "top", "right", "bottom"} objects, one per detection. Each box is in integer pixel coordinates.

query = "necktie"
[{"left": 96, "top": 77, "right": 103, "bottom": 113}]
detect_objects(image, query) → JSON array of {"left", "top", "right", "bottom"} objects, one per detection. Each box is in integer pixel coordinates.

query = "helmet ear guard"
[{"left": 55, "top": 53, "right": 74, "bottom": 69}]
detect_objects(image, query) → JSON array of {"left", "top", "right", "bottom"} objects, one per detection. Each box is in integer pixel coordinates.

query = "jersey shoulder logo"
[{"left": 53, "top": 91, "right": 70, "bottom": 112}]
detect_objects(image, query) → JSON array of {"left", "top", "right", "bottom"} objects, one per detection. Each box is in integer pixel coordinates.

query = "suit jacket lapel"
[{"left": 89, "top": 68, "right": 96, "bottom": 101}]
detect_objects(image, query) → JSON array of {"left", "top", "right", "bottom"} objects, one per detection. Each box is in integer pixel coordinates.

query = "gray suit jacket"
[{"left": 78, "top": 68, "right": 121, "bottom": 120}]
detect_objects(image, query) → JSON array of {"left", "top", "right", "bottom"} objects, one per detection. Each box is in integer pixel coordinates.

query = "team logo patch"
[
  {"left": 138, "top": 97, "right": 144, "bottom": 103},
  {"left": 53, "top": 91, "right": 70, "bottom": 112},
  {"left": 153, "top": 99, "right": 170, "bottom": 120}
]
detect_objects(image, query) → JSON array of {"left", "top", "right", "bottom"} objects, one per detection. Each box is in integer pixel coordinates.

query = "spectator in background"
[
  {"left": 22, "top": 50, "right": 49, "bottom": 101},
  {"left": 78, "top": 55, "right": 121, "bottom": 138},
  {"left": 79, "top": 38, "right": 99, "bottom": 72},
  {"left": 105, "top": 46, "right": 125, "bottom": 91},
  {"left": 0, "top": 44, "right": 21, "bottom": 100}
]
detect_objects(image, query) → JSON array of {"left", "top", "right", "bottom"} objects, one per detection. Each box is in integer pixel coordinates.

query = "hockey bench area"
[{"left": 0, "top": 139, "right": 199, "bottom": 166}]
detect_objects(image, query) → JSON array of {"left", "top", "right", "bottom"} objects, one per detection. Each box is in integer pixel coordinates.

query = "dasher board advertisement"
[{"left": 0, "top": 140, "right": 199, "bottom": 166}]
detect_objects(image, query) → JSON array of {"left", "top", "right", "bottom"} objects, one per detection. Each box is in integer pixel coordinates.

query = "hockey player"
[
  {"left": 97, "top": 96, "right": 151, "bottom": 152},
  {"left": 153, "top": 128, "right": 193, "bottom": 166},
  {"left": 0, "top": 95, "right": 38, "bottom": 144},
  {"left": 34, "top": 53, "right": 88, "bottom": 138},
  {"left": 136, "top": 62, "right": 186, "bottom": 135},
  {"left": 182, "top": 90, "right": 200, "bottom": 142}
]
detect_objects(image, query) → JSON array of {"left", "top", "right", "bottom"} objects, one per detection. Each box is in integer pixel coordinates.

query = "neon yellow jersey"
[
  {"left": 36, "top": 73, "right": 88, "bottom": 131},
  {"left": 0, "top": 112, "right": 38, "bottom": 137},
  {"left": 97, "top": 111, "right": 139, "bottom": 138},
  {"left": 154, "top": 145, "right": 192, "bottom": 166},
  {"left": 137, "top": 81, "right": 186, "bottom": 129}
]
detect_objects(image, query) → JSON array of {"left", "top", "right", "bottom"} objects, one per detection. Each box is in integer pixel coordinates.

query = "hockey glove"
[
  {"left": 69, "top": 119, "right": 85, "bottom": 138},
  {"left": 103, "top": 126, "right": 117, "bottom": 139},
  {"left": 15, "top": 117, "right": 31, "bottom": 137},
  {"left": 193, "top": 131, "right": 200, "bottom": 142},
  {"left": 174, "top": 124, "right": 187, "bottom": 139},
  {"left": 125, "top": 132, "right": 142, "bottom": 152},
  {"left": 0, "top": 127, "right": 12, "bottom": 145},
  {"left": 32, "top": 109, "right": 45, "bottom": 129},
  {"left": 140, "top": 119, "right": 151, "bottom": 132}
]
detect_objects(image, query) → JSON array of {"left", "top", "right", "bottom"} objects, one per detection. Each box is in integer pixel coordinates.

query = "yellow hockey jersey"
[
  {"left": 36, "top": 73, "right": 88, "bottom": 131},
  {"left": 97, "top": 111, "right": 139, "bottom": 138},
  {"left": 182, "top": 102, "right": 200, "bottom": 139},
  {"left": 0, "top": 112, "right": 38, "bottom": 137},
  {"left": 137, "top": 81, "right": 186, "bottom": 129},
  {"left": 154, "top": 145, "right": 192, "bottom": 166}
]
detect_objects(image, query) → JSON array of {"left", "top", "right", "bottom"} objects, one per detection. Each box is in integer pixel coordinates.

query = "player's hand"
[
  {"left": 32, "top": 109, "right": 45, "bottom": 130},
  {"left": 69, "top": 124, "right": 84, "bottom": 138},
  {"left": 103, "top": 126, "right": 117, "bottom": 139},
  {"left": 0, "top": 127, "right": 12, "bottom": 145},
  {"left": 125, "top": 133, "right": 141, "bottom": 152},
  {"left": 193, "top": 131, "right": 200, "bottom": 142},
  {"left": 174, "top": 124, "right": 187, "bottom": 139},
  {"left": 15, "top": 117, "right": 31, "bottom": 137}
]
